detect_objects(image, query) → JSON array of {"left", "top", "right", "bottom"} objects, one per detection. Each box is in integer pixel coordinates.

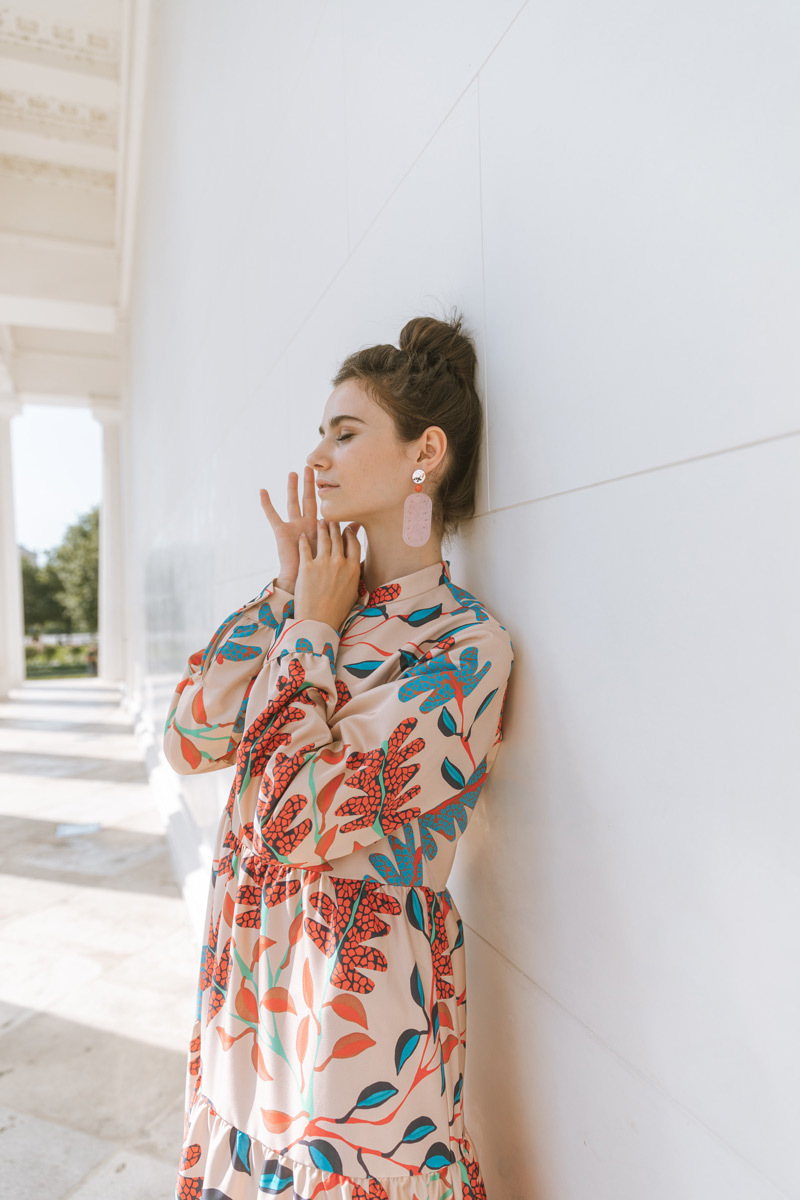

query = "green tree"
[
  {"left": 47, "top": 506, "right": 99, "bottom": 632},
  {"left": 21, "top": 554, "right": 70, "bottom": 633}
]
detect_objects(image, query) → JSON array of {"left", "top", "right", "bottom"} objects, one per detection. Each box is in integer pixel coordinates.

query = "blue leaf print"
[
  {"left": 401, "top": 1116, "right": 437, "bottom": 1144},
  {"left": 405, "top": 888, "right": 425, "bottom": 933},
  {"left": 307, "top": 1140, "right": 343, "bottom": 1174},
  {"left": 444, "top": 577, "right": 489, "bottom": 622},
  {"left": 472, "top": 686, "right": 498, "bottom": 723},
  {"left": 437, "top": 706, "right": 458, "bottom": 736},
  {"left": 410, "top": 962, "right": 425, "bottom": 1010},
  {"left": 418, "top": 762, "right": 487, "bottom": 859},
  {"left": 424, "top": 1142, "right": 456, "bottom": 1169},
  {"left": 398, "top": 647, "right": 491, "bottom": 712},
  {"left": 259, "top": 1159, "right": 294, "bottom": 1193},
  {"left": 355, "top": 1081, "right": 399, "bottom": 1110},
  {"left": 367, "top": 852, "right": 403, "bottom": 885},
  {"left": 217, "top": 640, "right": 263, "bottom": 663},
  {"left": 344, "top": 659, "right": 384, "bottom": 679},
  {"left": 441, "top": 757, "right": 465, "bottom": 790},
  {"left": 228, "top": 1126, "right": 251, "bottom": 1174},
  {"left": 395, "top": 1027, "right": 421, "bottom": 1073},
  {"left": 357, "top": 604, "right": 387, "bottom": 618},
  {"left": 399, "top": 603, "right": 443, "bottom": 627}
]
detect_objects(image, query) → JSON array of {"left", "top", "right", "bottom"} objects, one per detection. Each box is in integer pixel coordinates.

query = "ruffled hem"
[{"left": 176, "top": 1092, "right": 487, "bottom": 1200}]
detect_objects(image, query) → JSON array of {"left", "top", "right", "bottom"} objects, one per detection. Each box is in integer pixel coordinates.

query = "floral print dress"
[{"left": 163, "top": 559, "right": 513, "bottom": 1200}]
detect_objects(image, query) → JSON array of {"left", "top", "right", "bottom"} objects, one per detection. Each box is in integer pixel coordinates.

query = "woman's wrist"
[{"left": 275, "top": 575, "right": 295, "bottom": 595}]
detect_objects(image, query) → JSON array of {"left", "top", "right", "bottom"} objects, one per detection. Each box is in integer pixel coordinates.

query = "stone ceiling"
[{"left": 0, "top": 0, "right": 150, "bottom": 411}]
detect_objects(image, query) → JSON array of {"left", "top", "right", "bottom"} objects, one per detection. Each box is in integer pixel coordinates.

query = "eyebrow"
[{"left": 318, "top": 414, "right": 367, "bottom": 436}]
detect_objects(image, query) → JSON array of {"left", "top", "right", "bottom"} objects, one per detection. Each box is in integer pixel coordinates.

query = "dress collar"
[{"left": 356, "top": 559, "right": 451, "bottom": 607}]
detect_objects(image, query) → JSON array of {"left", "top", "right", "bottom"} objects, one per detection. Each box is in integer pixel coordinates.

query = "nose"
[{"left": 306, "top": 440, "right": 328, "bottom": 470}]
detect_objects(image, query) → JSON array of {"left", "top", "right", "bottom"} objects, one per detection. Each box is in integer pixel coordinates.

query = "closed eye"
[{"left": 336, "top": 433, "right": 354, "bottom": 442}]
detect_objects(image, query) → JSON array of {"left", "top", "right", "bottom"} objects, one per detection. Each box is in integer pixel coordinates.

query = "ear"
[{"left": 413, "top": 426, "right": 448, "bottom": 477}]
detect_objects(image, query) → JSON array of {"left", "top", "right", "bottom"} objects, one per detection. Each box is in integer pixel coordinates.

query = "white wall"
[{"left": 127, "top": 2, "right": 800, "bottom": 1196}]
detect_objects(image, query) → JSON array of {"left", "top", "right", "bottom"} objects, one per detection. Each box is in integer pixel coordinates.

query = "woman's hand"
[
  {"left": 260, "top": 467, "right": 319, "bottom": 594},
  {"left": 293, "top": 520, "right": 362, "bottom": 631}
]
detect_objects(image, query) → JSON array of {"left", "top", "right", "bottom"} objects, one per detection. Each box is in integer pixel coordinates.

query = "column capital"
[{"left": 0, "top": 395, "right": 23, "bottom": 421}]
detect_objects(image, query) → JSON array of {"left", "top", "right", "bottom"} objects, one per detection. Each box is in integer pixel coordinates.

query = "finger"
[
  {"left": 259, "top": 488, "right": 282, "bottom": 530},
  {"left": 316, "top": 519, "right": 331, "bottom": 557},
  {"left": 329, "top": 521, "right": 344, "bottom": 558},
  {"left": 286, "top": 472, "right": 301, "bottom": 521},
  {"left": 298, "top": 532, "right": 311, "bottom": 563},
  {"left": 343, "top": 524, "right": 361, "bottom": 559},
  {"left": 302, "top": 465, "right": 317, "bottom": 521}
]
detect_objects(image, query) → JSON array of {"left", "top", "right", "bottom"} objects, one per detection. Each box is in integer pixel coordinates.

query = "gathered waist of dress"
[{"left": 234, "top": 847, "right": 457, "bottom": 902}]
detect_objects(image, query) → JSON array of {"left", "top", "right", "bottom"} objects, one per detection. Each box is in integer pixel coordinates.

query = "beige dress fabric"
[{"left": 164, "top": 559, "right": 513, "bottom": 1200}]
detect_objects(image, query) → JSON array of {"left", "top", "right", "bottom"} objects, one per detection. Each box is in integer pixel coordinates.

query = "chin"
[{"left": 320, "top": 496, "right": 362, "bottom": 525}]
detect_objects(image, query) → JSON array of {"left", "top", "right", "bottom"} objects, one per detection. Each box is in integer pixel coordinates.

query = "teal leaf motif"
[
  {"left": 441, "top": 757, "right": 465, "bottom": 790},
  {"left": 437, "top": 706, "right": 458, "bottom": 736},
  {"left": 399, "top": 604, "right": 443, "bottom": 628},
  {"left": 423, "top": 1142, "right": 456, "bottom": 1169},
  {"left": 218, "top": 641, "right": 262, "bottom": 663},
  {"left": 473, "top": 687, "right": 498, "bottom": 722},
  {"left": 401, "top": 1116, "right": 437, "bottom": 1144},
  {"left": 410, "top": 962, "right": 425, "bottom": 1010},
  {"left": 259, "top": 1159, "right": 294, "bottom": 1193},
  {"left": 307, "top": 1140, "right": 343, "bottom": 1174},
  {"left": 355, "top": 1081, "right": 399, "bottom": 1110},
  {"left": 229, "top": 1127, "right": 251, "bottom": 1174},
  {"left": 405, "top": 889, "right": 425, "bottom": 933},
  {"left": 344, "top": 660, "right": 384, "bottom": 679},
  {"left": 395, "top": 1027, "right": 421, "bottom": 1073}
]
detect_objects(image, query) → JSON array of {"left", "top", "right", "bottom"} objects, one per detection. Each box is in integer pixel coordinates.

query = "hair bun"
[{"left": 398, "top": 312, "right": 477, "bottom": 390}]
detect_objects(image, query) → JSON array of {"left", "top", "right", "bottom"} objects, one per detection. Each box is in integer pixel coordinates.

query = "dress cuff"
[{"left": 267, "top": 618, "right": 341, "bottom": 673}]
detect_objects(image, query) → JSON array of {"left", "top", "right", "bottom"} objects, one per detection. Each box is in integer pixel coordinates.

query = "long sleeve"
[
  {"left": 236, "top": 610, "right": 513, "bottom": 868},
  {"left": 163, "top": 579, "right": 294, "bottom": 775}
]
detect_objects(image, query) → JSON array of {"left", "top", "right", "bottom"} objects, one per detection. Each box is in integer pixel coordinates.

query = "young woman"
[{"left": 164, "top": 313, "right": 513, "bottom": 1200}]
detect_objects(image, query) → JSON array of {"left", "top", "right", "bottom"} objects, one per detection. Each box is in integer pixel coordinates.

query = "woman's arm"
[
  {"left": 235, "top": 611, "right": 513, "bottom": 867},
  {"left": 163, "top": 579, "right": 294, "bottom": 774}
]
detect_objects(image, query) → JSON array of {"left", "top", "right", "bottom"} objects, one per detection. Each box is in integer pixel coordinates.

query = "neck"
[{"left": 360, "top": 518, "right": 443, "bottom": 594}]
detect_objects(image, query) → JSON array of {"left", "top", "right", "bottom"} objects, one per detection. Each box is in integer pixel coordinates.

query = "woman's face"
[{"left": 306, "top": 380, "right": 419, "bottom": 528}]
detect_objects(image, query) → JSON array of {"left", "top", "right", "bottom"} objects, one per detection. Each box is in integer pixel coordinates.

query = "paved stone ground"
[{"left": 0, "top": 677, "right": 198, "bottom": 1199}]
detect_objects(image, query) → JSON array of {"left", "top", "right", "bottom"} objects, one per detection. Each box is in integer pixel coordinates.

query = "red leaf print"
[
  {"left": 317, "top": 771, "right": 345, "bottom": 815},
  {"left": 302, "top": 958, "right": 314, "bottom": 1009},
  {"left": 315, "top": 825, "right": 336, "bottom": 860},
  {"left": 251, "top": 1040, "right": 273, "bottom": 1080},
  {"left": 331, "top": 1031, "right": 375, "bottom": 1059},
  {"left": 216, "top": 1027, "right": 236, "bottom": 1050},
  {"left": 191, "top": 687, "right": 208, "bottom": 725},
  {"left": 180, "top": 733, "right": 202, "bottom": 770},
  {"left": 441, "top": 1033, "right": 460, "bottom": 1063},
  {"left": 235, "top": 980, "right": 258, "bottom": 1023},
  {"left": 326, "top": 993, "right": 369, "bottom": 1028},
  {"left": 261, "top": 1109, "right": 296, "bottom": 1135},
  {"left": 222, "top": 891, "right": 235, "bottom": 927},
  {"left": 250, "top": 935, "right": 276, "bottom": 969},
  {"left": 262, "top": 986, "right": 296, "bottom": 1014},
  {"left": 319, "top": 744, "right": 347, "bottom": 765},
  {"left": 437, "top": 1001, "right": 454, "bottom": 1030},
  {"left": 296, "top": 1014, "right": 311, "bottom": 1062}
]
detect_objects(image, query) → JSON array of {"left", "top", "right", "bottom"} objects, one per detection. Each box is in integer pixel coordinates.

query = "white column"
[
  {"left": 0, "top": 395, "right": 25, "bottom": 698},
  {"left": 91, "top": 402, "right": 125, "bottom": 682}
]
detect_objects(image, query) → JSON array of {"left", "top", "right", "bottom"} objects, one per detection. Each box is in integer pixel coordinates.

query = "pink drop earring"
[{"left": 402, "top": 468, "right": 432, "bottom": 547}]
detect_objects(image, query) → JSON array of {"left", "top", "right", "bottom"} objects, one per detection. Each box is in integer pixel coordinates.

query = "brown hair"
[{"left": 331, "top": 309, "right": 482, "bottom": 539}]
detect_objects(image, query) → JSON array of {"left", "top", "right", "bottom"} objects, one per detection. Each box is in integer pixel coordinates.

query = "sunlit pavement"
[{"left": 0, "top": 678, "right": 196, "bottom": 1199}]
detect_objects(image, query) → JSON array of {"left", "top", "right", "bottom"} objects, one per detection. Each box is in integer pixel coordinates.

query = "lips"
[{"left": 316, "top": 481, "right": 338, "bottom": 490}]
